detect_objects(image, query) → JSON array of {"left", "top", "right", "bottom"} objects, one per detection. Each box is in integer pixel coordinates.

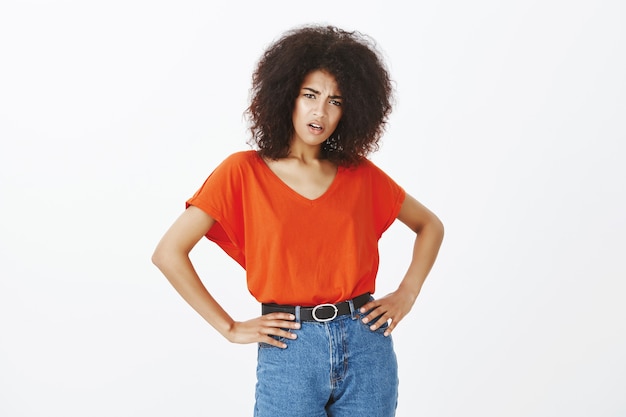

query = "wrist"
[{"left": 397, "top": 281, "right": 422, "bottom": 302}]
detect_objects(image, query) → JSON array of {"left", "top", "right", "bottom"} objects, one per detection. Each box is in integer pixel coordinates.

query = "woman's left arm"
[{"left": 360, "top": 193, "right": 444, "bottom": 336}]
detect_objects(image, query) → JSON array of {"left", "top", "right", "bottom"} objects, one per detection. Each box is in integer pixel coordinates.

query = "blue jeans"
[{"left": 254, "top": 301, "right": 399, "bottom": 417}]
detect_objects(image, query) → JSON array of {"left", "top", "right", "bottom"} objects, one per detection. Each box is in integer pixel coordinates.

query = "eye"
[
  {"left": 303, "top": 93, "right": 315, "bottom": 99},
  {"left": 330, "top": 99, "right": 342, "bottom": 107}
]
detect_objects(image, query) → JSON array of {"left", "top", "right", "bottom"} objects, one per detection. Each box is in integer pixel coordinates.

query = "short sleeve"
[
  {"left": 366, "top": 160, "right": 406, "bottom": 237},
  {"left": 186, "top": 152, "right": 249, "bottom": 268}
]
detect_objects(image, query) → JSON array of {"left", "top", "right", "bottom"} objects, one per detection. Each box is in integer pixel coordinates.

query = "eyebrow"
[{"left": 303, "top": 87, "right": 343, "bottom": 100}]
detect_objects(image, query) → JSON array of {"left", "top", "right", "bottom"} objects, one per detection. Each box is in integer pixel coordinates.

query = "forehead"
[{"left": 301, "top": 70, "right": 341, "bottom": 92}]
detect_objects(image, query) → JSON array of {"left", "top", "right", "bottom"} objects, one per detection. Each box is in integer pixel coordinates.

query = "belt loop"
[
  {"left": 348, "top": 298, "right": 357, "bottom": 320},
  {"left": 295, "top": 305, "right": 301, "bottom": 323}
]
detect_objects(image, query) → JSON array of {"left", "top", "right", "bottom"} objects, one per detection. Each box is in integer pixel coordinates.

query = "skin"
[
  {"left": 152, "top": 70, "right": 444, "bottom": 348},
  {"left": 262, "top": 70, "right": 343, "bottom": 200}
]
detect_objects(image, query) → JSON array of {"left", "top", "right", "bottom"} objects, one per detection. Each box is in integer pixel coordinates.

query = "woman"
[{"left": 152, "top": 24, "right": 444, "bottom": 417}]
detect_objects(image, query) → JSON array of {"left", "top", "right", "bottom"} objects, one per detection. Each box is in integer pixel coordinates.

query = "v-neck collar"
[{"left": 255, "top": 152, "right": 342, "bottom": 204}]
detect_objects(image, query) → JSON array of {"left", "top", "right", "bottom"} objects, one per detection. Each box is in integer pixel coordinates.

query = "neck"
[{"left": 287, "top": 143, "right": 323, "bottom": 163}]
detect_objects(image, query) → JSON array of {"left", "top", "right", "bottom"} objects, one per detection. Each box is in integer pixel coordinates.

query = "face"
[{"left": 291, "top": 70, "right": 343, "bottom": 150}]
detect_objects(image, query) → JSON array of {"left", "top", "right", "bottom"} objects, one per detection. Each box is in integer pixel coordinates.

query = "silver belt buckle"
[{"left": 312, "top": 303, "right": 338, "bottom": 322}]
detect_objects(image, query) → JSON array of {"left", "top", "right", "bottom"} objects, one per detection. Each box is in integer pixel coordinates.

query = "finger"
[
  {"left": 261, "top": 312, "right": 301, "bottom": 330},
  {"left": 262, "top": 335, "right": 289, "bottom": 349},
  {"left": 361, "top": 306, "right": 386, "bottom": 324},
  {"left": 262, "top": 327, "right": 298, "bottom": 347},
  {"left": 263, "top": 312, "right": 296, "bottom": 321},
  {"left": 263, "top": 324, "right": 298, "bottom": 338},
  {"left": 282, "top": 320, "right": 301, "bottom": 330},
  {"left": 276, "top": 328, "right": 298, "bottom": 339},
  {"left": 263, "top": 318, "right": 301, "bottom": 331},
  {"left": 383, "top": 320, "right": 397, "bottom": 337},
  {"left": 359, "top": 300, "right": 379, "bottom": 314},
  {"left": 368, "top": 315, "right": 390, "bottom": 331}
]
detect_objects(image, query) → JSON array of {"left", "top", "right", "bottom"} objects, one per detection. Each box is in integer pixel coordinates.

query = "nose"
[{"left": 312, "top": 100, "right": 326, "bottom": 118}]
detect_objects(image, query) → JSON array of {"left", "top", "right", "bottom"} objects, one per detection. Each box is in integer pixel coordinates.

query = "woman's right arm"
[{"left": 151, "top": 205, "right": 298, "bottom": 348}]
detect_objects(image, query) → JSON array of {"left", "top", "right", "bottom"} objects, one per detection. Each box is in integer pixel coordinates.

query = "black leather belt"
[{"left": 262, "top": 293, "right": 371, "bottom": 322}]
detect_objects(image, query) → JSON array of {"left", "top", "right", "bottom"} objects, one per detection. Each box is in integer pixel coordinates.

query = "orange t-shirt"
[{"left": 186, "top": 150, "right": 405, "bottom": 305}]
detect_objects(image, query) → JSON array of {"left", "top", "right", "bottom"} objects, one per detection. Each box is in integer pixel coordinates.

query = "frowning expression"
[{"left": 291, "top": 70, "right": 343, "bottom": 149}]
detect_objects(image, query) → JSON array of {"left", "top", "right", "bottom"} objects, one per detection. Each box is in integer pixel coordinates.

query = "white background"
[{"left": 1, "top": 1, "right": 625, "bottom": 416}]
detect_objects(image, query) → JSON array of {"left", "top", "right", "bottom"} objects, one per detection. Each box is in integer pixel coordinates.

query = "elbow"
[
  {"left": 151, "top": 251, "right": 161, "bottom": 270},
  {"left": 151, "top": 245, "right": 168, "bottom": 270},
  {"left": 152, "top": 241, "right": 189, "bottom": 272},
  {"left": 434, "top": 214, "right": 444, "bottom": 238},
  {"left": 422, "top": 213, "right": 445, "bottom": 244},
  {"left": 435, "top": 216, "right": 445, "bottom": 244}
]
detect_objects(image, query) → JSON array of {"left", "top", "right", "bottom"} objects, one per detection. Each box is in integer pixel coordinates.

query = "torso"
[{"left": 188, "top": 150, "right": 405, "bottom": 304}]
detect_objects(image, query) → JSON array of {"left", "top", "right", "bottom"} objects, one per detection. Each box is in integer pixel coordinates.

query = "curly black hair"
[{"left": 245, "top": 25, "right": 394, "bottom": 166}]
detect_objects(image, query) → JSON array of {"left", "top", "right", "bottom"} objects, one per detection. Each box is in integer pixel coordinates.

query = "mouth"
[{"left": 308, "top": 123, "right": 323, "bottom": 131}]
